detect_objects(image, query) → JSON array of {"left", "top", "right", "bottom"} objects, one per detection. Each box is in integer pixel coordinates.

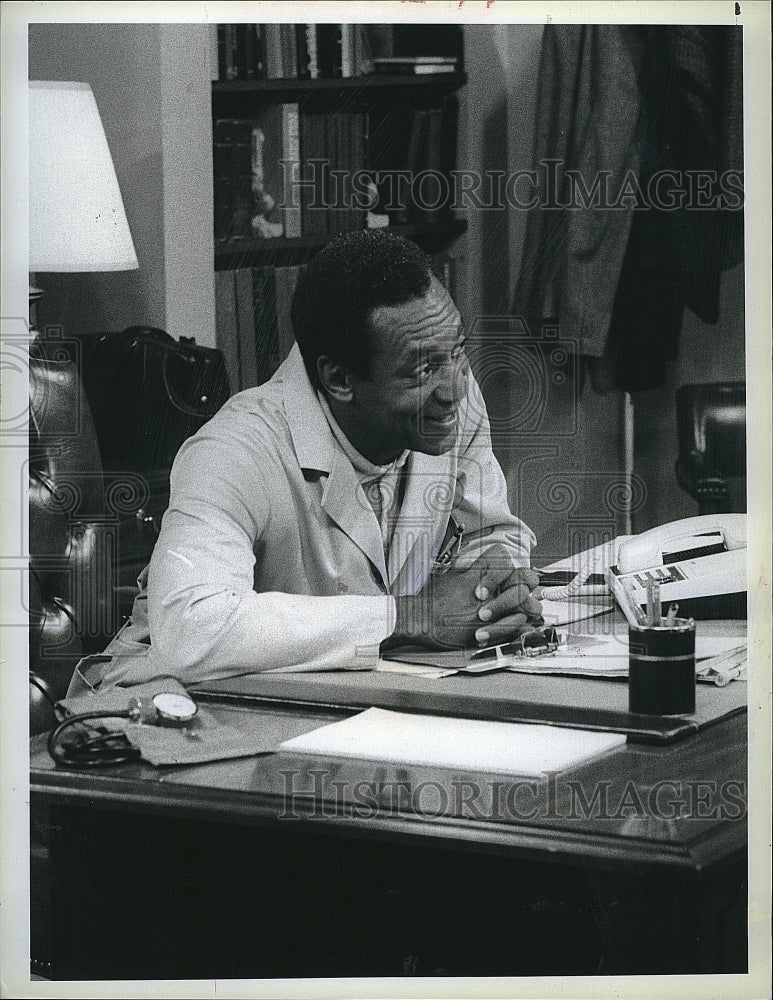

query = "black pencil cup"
[{"left": 628, "top": 618, "right": 696, "bottom": 715}]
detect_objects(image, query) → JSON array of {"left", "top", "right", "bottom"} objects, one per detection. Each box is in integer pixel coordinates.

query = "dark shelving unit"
[
  {"left": 214, "top": 218, "right": 468, "bottom": 271},
  {"left": 212, "top": 72, "right": 467, "bottom": 116},
  {"left": 211, "top": 25, "right": 467, "bottom": 391}
]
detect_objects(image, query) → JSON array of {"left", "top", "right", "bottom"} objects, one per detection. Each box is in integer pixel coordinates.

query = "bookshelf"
[
  {"left": 211, "top": 23, "right": 467, "bottom": 393},
  {"left": 213, "top": 219, "right": 468, "bottom": 270},
  {"left": 212, "top": 72, "right": 468, "bottom": 109}
]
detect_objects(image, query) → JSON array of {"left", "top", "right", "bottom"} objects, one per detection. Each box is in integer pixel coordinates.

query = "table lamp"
[{"left": 28, "top": 80, "right": 139, "bottom": 331}]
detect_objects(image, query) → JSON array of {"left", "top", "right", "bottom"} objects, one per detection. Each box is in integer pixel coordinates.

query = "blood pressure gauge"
[
  {"left": 152, "top": 692, "right": 198, "bottom": 726},
  {"left": 127, "top": 691, "right": 198, "bottom": 727}
]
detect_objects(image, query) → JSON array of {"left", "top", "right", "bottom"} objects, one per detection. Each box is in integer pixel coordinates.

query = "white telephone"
[{"left": 607, "top": 513, "right": 747, "bottom": 626}]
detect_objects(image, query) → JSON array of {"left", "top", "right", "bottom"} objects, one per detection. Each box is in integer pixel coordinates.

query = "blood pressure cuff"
[{"left": 57, "top": 678, "right": 275, "bottom": 766}]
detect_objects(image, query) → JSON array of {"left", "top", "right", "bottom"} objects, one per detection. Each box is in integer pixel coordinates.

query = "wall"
[
  {"left": 29, "top": 23, "right": 215, "bottom": 346},
  {"left": 158, "top": 25, "right": 216, "bottom": 346}
]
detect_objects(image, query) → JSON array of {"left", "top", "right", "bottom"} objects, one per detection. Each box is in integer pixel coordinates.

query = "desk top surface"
[{"left": 30, "top": 692, "right": 748, "bottom": 874}]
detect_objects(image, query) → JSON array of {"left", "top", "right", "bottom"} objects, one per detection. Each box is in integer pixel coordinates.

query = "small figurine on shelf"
[
  {"left": 364, "top": 178, "right": 389, "bottom": 229},
  {"left": 250, "top": 126, "right": 283, "bottom": 239}
]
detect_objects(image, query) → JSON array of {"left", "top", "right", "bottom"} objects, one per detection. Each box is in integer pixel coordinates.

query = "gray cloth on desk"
[{"left": 59, "top": 678, "right": 276, "bottom": 766}]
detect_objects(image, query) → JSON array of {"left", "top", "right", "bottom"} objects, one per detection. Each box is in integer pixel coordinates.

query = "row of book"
[
  {"left": 213, "top": 101, "right": 457, "bottom": 242},
  {"left": 215, "top": 265, "right": 302, "bottom": 394},
  {"left": 216, "top": 256, "right": 456, "bottom": 394},
  {"left": 215, "top": 24, "right": 460, "bottom": 81}
]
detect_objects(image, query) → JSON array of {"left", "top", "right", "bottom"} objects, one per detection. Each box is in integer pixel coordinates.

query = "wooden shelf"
[
  {"left": 212, "top": 72, "right": 467, "bottom": 116},
  {"left": 214, "top": 218, "right": 468, "bottom": 270}
]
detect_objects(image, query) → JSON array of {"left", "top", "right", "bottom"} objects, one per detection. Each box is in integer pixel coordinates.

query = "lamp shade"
[{"left": 29, "top": 81, "right": 139, "bottom": 272}]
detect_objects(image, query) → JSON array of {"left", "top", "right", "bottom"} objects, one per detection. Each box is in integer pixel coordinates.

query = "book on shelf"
[
  {"left": 264, "top": 24, "right": 305, "bottom": 79},
  {"left": 298, "top": 113, "right": 328, "bottom": 240},
  {"left": 214, "top": 270, "right": 240, "bottom": 393},
  {"left": 371, "top": 56, "right": 459, "bottom": 75},
  {"left": 295, "top": 23, "right": 312, "bottom": 79},
  {"left": 340, "top": 24, "right": 355, "bottom": 78},
  {"left": 405, "top": 106, "right": 448, "bottom": 225},
  {"left": 352, "top": 23, "right": 393, "bottom": 75},
  {"left": 365, "top": 97, "right": 457, "bottom": 227},
  {"left": 274, "top": 266, "right": 303, "bottom": 363},
  {"left": 219, "top": 24, "right": 237, "bottom": 81},
  {"left": 280, "top": 23, "right": 298, "bottom": 79},
  {"left": 264, "top": 24, "right": 283, "bottom": 79},
  {"left": 237, "top": 24, "right": 254, "bottom": 80},
  {"left": 213, "top": 23, "right": 463, "bottom": 81},
  {"left": 280, "top": 104, "right": 302, "bottom": 238},
  {"left": 216, "top": 265, "right": 305, "bottom": 391},
  {"left": 315, "top": 23, "right": 343, "bottom": 79},
  {"left": 214, "top": 103, "right": 301, "bottom": 241},
  {"left": 296, "top": 111, "right": 367, "bottom": 240},
  {"left": 252, "top": 102, "right": 302, "bottom": 239},
  {"left": 217, "top": 24, "right": 266, "bottom": 81},
  {"left": 213, "top": 118, "right": 253, "bottom": 240}
]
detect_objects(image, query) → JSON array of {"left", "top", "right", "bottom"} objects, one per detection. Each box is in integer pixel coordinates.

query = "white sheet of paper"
[{"left": 280, "top": 707, "right": 626, "bottom": 776}]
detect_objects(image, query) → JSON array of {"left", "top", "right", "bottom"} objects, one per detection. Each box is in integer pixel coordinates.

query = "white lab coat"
[{"left": 69, "top": 345, "right": 534, "bottom": 694}]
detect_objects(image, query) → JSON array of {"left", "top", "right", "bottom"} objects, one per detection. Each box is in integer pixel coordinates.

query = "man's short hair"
[{"left": 291, "top": 230, "right": 433, "bottom": 391}]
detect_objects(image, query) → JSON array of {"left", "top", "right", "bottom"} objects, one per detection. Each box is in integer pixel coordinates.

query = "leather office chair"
[
  {"left": 675, "top": 382, "right": 746, "bottom": 515},
  {"left": 29, "top": 347, "right": 125, "bottom": 979},
  {"left": 28, "top": 331, "right": 230, "bottom": 731},
  {"left": 29, "top": 347, "right": 116, "bottom": 732},
  {"left": 28, "top": 332, "right": 228, "bottom": 978}
]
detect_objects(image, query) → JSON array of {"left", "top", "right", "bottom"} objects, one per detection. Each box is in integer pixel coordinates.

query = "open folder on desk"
[
  {"left": 380, "top": 632, "right": 747, "bottom": 682},
  {"left": 280, "top": 707, "right": 626, "bottom": 776}
]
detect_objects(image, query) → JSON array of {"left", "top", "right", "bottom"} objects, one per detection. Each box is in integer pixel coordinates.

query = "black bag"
[{"left": 74, "top": 326, "right": 231, "bottom": 476}]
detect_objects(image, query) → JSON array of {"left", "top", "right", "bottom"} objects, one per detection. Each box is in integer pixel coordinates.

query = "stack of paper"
[
  {"left": 280, "top": 707, "right": 626, "bottom": 776},
  {"left": 380, "top": 632, "right": 747, "bottom": 681}
]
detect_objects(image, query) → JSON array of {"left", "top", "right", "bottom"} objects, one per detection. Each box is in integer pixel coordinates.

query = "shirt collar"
[{"left": 280, "top": 345, "right": 336, "bottom": 474}]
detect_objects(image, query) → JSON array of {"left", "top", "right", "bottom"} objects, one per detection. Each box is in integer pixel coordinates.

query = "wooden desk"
[{"left": 30, "top": 691, "right": 748, "bottom": 979}]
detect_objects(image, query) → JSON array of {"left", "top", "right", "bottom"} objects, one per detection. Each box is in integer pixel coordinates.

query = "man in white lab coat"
[{"left": 70, "top": 231, "right": 540, "bottom": 693}]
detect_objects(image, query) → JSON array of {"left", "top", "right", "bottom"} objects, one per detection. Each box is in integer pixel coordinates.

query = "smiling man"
[{"left": 71, "top": 231, "right": 539, "bottom": 693}]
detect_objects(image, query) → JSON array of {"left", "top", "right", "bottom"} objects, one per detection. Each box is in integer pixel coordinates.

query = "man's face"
[{"left": 347, "top": 276, "right": 469, "bottom": 464}]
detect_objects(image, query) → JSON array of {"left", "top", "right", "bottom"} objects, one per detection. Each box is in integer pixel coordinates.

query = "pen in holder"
[{"left": 629, "top": 590, "right": 696, "bottom": 715}]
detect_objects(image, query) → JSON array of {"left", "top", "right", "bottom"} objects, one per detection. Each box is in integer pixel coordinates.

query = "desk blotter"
[{"left": 191, "top": 666, "right": 747, "bottom": 745}]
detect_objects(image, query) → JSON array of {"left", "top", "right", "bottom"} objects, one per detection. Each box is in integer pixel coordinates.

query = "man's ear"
[{"left": 317, "top": 355, "right": 353, "bottom": 403}]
